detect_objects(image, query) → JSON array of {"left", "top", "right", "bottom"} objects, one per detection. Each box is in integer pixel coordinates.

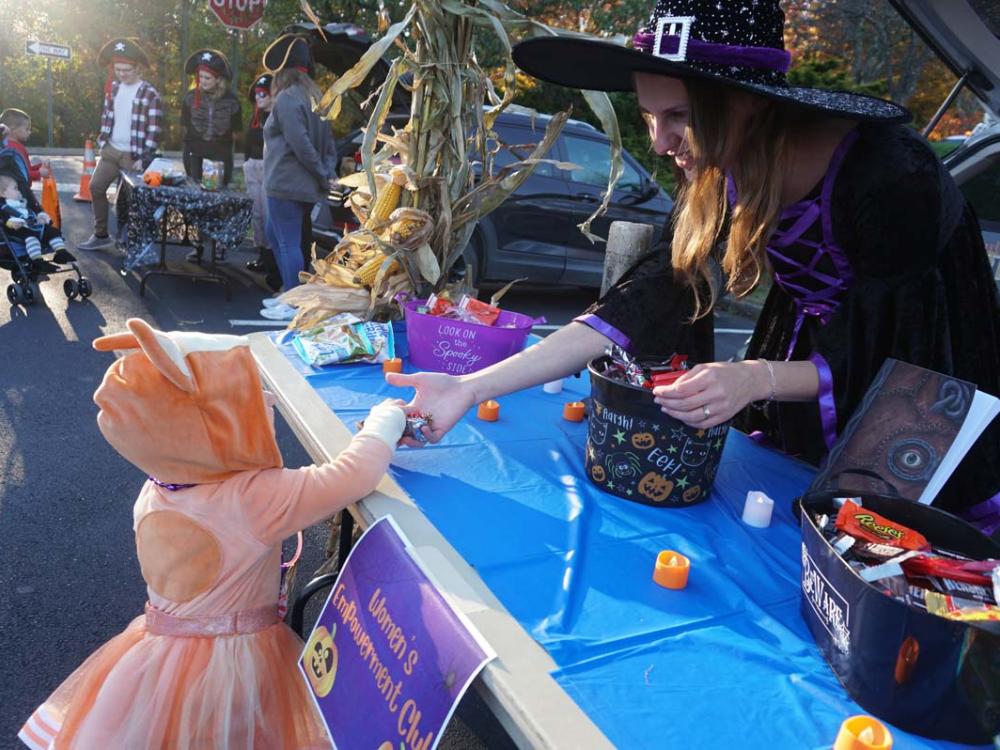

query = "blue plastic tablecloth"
[{"left": 273, "top": 335, "right": 987, "bottom": 750}]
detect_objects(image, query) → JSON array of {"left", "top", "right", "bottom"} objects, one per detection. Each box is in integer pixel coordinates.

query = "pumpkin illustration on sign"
[
  {"left": 304, "top": 624, "right": 338, "bottom": 697},
  {"left": 639, "top": 472, "right": 674, "bottom": 503}
]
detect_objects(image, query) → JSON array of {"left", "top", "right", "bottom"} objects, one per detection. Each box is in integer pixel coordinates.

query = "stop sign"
[{"left": 208, "top": 0, "right": 266, "bottom": 30}]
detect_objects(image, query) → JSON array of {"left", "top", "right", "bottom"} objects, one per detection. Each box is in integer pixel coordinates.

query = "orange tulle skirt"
[{"left": 19, "top": 615, "right": 332, "bottom": 750}]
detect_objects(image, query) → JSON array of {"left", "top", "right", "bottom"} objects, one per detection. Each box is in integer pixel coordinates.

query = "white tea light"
[
  {"left": 543, "top": 379, "right": 564, "bottom": 394},
  {"left": 742, "top": 490, "right": 774, "bottom": 528}
]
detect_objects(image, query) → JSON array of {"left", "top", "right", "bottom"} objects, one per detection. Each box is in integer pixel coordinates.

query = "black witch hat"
[{"left": 513, "top": 0, "right": 909, "bottom": 123}]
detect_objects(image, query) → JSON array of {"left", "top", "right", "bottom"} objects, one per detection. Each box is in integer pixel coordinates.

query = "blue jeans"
[{"left": 265, "top": 197, "right": 310, "bottom": 291}]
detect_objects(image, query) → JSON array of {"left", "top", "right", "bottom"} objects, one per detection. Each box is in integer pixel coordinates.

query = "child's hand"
[
  {"left": 39, "top": 163, "right": 51, "bottom": 178},
  {"left": 37, "top": 212, "right": 51, "bottom": 226},
  {"left": 5, "top": 217, "right": 25, "bottom": 230},
  {"left": 357, "top": 399, "right": 406, "bottom": 449}
]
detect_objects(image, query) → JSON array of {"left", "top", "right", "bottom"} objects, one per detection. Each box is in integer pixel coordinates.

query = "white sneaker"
[
  {"left": 261, "top": 297, "right": 291, "bottom": 309},
  {"left": 78, "top": 234, "right": 115, "bottom": 251},
  {"left": 260, "top": 304, "right": 297, "bottom": 321}
]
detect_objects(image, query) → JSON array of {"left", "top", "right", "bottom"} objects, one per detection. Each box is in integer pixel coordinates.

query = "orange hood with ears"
[{"left": 93, "top": 318, "right": 283, "bottom": 484}]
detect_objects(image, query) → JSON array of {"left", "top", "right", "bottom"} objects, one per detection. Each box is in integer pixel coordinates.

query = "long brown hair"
[
  {"left": 273, "top": 68, "right": 322, "bottom": 104},
  {"left": 670, "top": 79, "right": 799, "bottom": 318}
]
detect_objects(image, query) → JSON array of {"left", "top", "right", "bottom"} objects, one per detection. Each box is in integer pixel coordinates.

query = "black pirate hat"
[
  {"left": 247, "top": 73, "right": 274, "bottom": 102},
  {"left": 97, "top": 38, "right": 150, "bottom": 68},
  {"left": 513, "top": 0, "right": 909, "bottom": 123},
  {"left": 262, "top": 34, "right": 313, "bottom": 76},
  {"left": 185, "top": 49, "right": 233, "bottom": 80}
]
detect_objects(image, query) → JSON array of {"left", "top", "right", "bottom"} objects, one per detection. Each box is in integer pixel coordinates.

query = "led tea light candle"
[
  {"left": 653, "top": 550, "right": 690, "bottom": 590},
  {"left": 382, "top": 357, "right": 403, "bottom": 374},
  {"left": 834, "top": 716, "right": 893, "bottom": 750},
  {"left": 477, "top": 400, "right": 500, "bottom": 422},
  {"left": 543, "top": 378, "right": 564, "bottom": 394},
  {"left": 563, "top": 401, "right": 586, "bottom": 422},
  {"left": 742, "top": 490, "right": 774, "bottom": 528}
]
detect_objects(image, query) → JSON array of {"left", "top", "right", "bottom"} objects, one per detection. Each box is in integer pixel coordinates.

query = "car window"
[
  {"left": 959, "top": 157, "right": 1000, "bottom": 228},
  {"left": 491, "top": 124, "right": 556, "bottom": 178},
  {"left": 562, "top": 135, "right": 643, "bottom": 190}
]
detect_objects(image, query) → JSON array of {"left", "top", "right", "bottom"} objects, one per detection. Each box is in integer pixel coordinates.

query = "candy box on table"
[
  {"left": 584, "top": 355, "right": 730, "bottom": 507},
  {"left": 798, "top": 486, "right": 1000, "bottom": 743}
]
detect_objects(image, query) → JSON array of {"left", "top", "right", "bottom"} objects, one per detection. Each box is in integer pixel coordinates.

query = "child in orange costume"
[{"left": 18, "top": 318, "right": 405, "bottom": 750}]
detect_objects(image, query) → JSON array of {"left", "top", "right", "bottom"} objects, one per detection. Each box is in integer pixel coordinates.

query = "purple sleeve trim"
[
  {"left": 959, "top": 491, "right": 1000, "bottom": 537},
  {"left": 808, "top": 352, "right": 838, "bottom": 452},
  {"left": 574, "top": 314, "right": 632, "bottom": 352}
]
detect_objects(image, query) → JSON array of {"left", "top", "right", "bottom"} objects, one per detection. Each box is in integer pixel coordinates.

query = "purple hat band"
[{"left": 633, "top": 31, "right": 791, "bottom": 74}]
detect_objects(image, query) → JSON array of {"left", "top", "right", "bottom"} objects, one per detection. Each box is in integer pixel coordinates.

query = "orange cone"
[{"left": 73, "top": 139, "right": 96, "bottom": 202}]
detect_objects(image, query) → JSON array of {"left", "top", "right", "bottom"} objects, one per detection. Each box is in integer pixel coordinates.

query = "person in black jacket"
[{"left": 181, "top": 49, "right": 241, "bottom": 187}]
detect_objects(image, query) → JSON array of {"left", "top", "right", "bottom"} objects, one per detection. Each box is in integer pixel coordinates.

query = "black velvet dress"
[{"left": 577, "top": 123, "right": 1000, "bottom": 521}]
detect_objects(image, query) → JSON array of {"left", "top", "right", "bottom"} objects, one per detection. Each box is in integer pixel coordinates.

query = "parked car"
[
  {"left": 890, "top": 0, "right": 1000, "bottom": 289},
  {"left": 313, "top": 108, "right": 673, "bottom": 288}
]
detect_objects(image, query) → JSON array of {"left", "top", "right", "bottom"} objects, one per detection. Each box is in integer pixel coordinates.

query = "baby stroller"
[{"left": 0, "top": 143, "right": 91, "bottom": 306}]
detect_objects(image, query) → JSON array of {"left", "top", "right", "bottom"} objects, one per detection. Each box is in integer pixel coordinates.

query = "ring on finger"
[{"left": 702, "top": 404, "right": 711, "bottom": 419}]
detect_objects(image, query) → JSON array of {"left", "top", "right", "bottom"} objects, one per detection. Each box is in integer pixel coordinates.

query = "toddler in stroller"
[{"left": 0, "top": 153, "right": 91, "bottom": 306}]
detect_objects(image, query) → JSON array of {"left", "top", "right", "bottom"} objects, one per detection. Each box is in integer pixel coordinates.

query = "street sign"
[
  {"left": 207, "top": 0, "right": 266, "bottom": 30},
  {"left": 25, "top": 40, "right": 72, "bottom": 61}
]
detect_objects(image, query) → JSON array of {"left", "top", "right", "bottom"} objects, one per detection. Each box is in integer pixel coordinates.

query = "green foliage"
[
  {"left": 0, "top": 0, "right": 397, "bottom": 150},
  {"left": 787, "top": 56, "right": 888, "bottom": 98}
]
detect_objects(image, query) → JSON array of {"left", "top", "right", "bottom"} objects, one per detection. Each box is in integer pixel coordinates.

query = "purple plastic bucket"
[{"left": 403, "top": 298, "right": 541, "bottom": 375}]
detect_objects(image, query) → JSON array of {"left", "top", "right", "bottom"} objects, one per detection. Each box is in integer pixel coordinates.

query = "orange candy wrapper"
[{"left": 835, "top": 501, "right": 930, "bottom": 551}]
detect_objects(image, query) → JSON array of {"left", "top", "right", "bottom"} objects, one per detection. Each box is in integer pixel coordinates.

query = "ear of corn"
[
  {"left": 365, "top": 167, "right": 408, "bottom": 228},
  {"left": 354, "top": 253, "right": 400, "bottom": 286}
]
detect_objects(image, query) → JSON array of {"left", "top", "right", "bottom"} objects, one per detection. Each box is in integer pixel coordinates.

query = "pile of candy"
[
  {"left": 813, "top": 499, "right": 1000, "bottom": 622},
  {"left": 292, "top": 313, "right": 395, "bottom": 367},
  {"left": 355, "top": 413, "right": 432, "bottom": 444},
  {"left": 599, "top": 345, "right": 690, "bottom": 390},
  {"left": 419, "top": 293, "right": 508, "bottom": 327}
]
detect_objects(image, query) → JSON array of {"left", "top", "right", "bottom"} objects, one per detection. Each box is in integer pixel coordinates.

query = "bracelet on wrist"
[{"left": 758, "top": 358, "right": 776, "bottom": 402}]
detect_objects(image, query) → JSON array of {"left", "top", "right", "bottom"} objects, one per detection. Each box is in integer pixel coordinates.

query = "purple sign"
[{"left": 299, "top": 517, "right": 495, "bottom": 750}]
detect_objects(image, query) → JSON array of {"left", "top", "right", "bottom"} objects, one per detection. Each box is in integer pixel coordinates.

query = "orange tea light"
[
  {"left": 563, "top": 401, "right": 586, "bottom": 422},
  {"left": 834, "top": 716, "right": 893, "bottom": 750},
  {"left": 477, "top": 400, "right": 500, "bottom": 422},
  {"left": 382, "top": 357, "right": 403, "bottom": 374},
  {"left": 653, "top": 550, "right": 690, "bottom": 590}
]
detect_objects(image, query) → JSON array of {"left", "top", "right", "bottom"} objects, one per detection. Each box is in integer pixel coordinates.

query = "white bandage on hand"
[{"left": 356, "top": 400, "right": 406, "bottom": 449}]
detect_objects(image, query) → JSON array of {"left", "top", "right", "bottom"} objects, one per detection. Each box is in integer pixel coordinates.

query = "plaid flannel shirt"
[{"left": 97, "top": 80, "right": 163, "bottom": 163}]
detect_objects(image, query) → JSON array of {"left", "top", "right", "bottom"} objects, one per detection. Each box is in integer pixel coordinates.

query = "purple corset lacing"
[{"left": 728, "top": 128, "right": 860, "bottom": 359}]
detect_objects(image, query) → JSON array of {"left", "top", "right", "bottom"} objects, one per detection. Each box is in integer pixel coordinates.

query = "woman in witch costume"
[
  {"left": 388, "top": 0, "right": 1000, "bottom": 530},
  {"left": 181, "top": 49, "right": 242, "bottom": 187}
]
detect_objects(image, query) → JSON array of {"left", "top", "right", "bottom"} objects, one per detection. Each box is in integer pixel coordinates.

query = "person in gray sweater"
[{"left": 261, "top": 35, "right": 337, "bottom": 302}]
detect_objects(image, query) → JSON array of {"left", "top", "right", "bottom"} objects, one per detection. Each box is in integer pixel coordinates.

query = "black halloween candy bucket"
[
  {"left": 798, "top": 481, "right": 1000, "bottom": 743},
  {"left": 584, "top": 355, "right": 730, "bottom": 507}
]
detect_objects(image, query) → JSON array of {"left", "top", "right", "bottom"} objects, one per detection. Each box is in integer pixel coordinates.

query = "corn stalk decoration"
[{"left": 295, "top": 0, "right": 624, "bottom": 323}]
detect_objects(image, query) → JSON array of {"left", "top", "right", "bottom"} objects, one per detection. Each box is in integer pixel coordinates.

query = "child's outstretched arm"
[{"left": 246, "top": 400, "right": 406, "bottom": 546}]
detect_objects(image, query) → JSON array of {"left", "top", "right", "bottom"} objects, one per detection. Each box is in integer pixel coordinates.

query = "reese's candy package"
[{"left": 834, "top": 500, "right": 930, "bottom": 551}]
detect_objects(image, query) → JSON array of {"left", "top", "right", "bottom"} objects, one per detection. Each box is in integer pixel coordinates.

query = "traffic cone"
[{"left": 73, "top": 139, "right": 96, "bottom": 202}]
